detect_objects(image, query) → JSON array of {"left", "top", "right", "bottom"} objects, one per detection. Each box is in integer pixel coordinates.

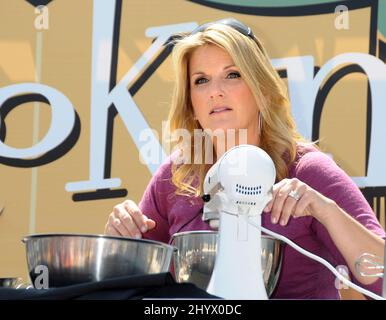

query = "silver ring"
[{"left": 288, "top": 190, "right": 300, "bottom": 201}]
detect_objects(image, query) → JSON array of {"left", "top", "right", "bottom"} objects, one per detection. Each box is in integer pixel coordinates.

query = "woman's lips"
[{"left": 210, "top": 107, "right": 232, "bottom": 115}]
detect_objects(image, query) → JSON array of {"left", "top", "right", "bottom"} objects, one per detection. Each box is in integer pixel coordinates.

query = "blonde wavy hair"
[{"left": 167, "top": 22, "right": 306, "bottom": 198}]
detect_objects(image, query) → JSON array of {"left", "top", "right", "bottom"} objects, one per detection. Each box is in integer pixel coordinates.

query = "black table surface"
[{"left": 0, "top": 272, "right": 219, "bottom": 300}]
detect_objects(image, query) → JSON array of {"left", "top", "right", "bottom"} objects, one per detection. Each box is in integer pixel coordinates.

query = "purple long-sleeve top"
[{"left": 139, "top": 145, "right": 385, "bottom": 299}]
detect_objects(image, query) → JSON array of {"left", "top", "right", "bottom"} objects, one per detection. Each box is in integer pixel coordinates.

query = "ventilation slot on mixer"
[
  {"left": 235, "top": 184, "right": 262, "bottom": 195},
  {"left": 236, "top": 201, "right": 257, "bottom": 205}
]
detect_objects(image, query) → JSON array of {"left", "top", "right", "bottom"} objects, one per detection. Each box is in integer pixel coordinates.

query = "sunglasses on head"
[
  {"left": 191, "top": 18, "right": 255, "bottom": 40},
  {"left": 165, "top": 18, "right": 263, "bottom": 52}
]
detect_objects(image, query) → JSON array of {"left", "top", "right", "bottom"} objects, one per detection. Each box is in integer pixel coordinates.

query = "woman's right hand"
[{"left": 104, "top": 200, "right": 156, "bottom": 239}]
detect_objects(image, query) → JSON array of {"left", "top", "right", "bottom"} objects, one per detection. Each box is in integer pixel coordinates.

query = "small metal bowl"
[
  {"left": 0, "top": 278, "right": 22, "bottom": 289},
  {"left": 171, "top": 231, "right": 284, "bottom": 297},
  {"left": 22, "top": 233, "right": 175, "bottom": 288}
]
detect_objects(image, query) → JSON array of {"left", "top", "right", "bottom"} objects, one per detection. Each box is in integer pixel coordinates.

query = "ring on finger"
[{"left": 288, "top": 190, "right": 301, "bottom": 201}]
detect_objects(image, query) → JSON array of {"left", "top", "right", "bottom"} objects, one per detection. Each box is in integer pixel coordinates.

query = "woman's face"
[{"left": 189, "top": 44, "right": 260, "bottom": 144}]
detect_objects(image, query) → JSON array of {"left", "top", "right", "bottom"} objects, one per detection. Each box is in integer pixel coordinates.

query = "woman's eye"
[
  {"left": 194, "top": 77, "right": 208, "bottom": 85},
  {"left": 227, "top": 72, "right": 241, "bottom": 79}
]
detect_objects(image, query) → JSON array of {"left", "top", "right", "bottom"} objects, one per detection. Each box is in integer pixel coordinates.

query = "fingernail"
[
  {"left": 271, "top": 217, "right": 277, "bottom": 224},
  {"left": 141, "top": 226, "right": 147, "bottom": 233},
  {"left": 280, "top": 219, "right": 286, "bottom": 226},
  {"left": 134, "top": 233, "right": 142, "bottom": 239}
]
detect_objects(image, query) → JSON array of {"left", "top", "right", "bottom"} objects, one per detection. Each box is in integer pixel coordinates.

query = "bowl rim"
[
  {"left": 171, "top": 230, "right": 284, "bottom": 244},
  {"left": 22, "top": 233, "right": 176, "bottom": 251},
  {"left": 172, "top": 230, "right": 218, "bottom": 238}
]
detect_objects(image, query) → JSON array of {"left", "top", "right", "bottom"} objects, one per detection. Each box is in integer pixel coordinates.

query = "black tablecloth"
[{"left": 0, "top": 273, "right": 219, "bottom": 300}]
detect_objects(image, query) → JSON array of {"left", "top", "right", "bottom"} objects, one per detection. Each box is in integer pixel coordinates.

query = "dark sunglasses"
[
  {"left": 191, "top": 18, "right": 255, "bottom": 41},
  {"left": 165, "top": 18, "right": 263, "bottom": 52}
]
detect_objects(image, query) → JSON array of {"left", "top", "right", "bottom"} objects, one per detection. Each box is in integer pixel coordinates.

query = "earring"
[{"left": 258, "top": 112, "right": 262, "bottom": 135}]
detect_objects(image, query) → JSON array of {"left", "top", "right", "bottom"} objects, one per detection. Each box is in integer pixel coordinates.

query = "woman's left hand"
[{"left": 263, "top": 178, "right": 335, "bottom": 226}]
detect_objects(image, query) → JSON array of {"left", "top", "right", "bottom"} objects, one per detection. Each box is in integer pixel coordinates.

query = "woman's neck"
[{"left": 212, "top": 128, "right": 260, "bottom": 161}]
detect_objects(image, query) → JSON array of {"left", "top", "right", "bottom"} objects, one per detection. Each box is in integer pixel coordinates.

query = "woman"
[{"left": 104, "top": 18, "right": 385, "bottom": 299}]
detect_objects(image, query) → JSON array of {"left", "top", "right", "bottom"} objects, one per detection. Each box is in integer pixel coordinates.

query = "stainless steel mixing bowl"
[
  {"left": 0, "top": 278, "right": 22, "bottom": 288},
  {"left": 171, "top": 231, "right": 284, "bottom": 297},
  {"left": 22, "top": 234, "right": 175, "bottom": 288}
]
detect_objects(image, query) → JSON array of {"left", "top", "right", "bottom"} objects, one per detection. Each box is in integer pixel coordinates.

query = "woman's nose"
[{"left": 209, "top": 80, "right": 225, "bottom": 99}]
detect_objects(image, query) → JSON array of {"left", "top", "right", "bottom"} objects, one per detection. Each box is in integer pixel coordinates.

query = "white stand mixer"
[
  {"left": 201, "top": 144, "right": 385, "bottom": 300},
  {"left": 202, "top": 145, "right": 276, "bottom": 299}
]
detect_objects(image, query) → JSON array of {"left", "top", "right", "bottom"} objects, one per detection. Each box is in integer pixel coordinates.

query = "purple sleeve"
[
  {"left": 138, "top": 158, "right": 173, "bottom": 244},
  {"left": 295, "top": 151, "right": 385, "bottom": 297}
]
